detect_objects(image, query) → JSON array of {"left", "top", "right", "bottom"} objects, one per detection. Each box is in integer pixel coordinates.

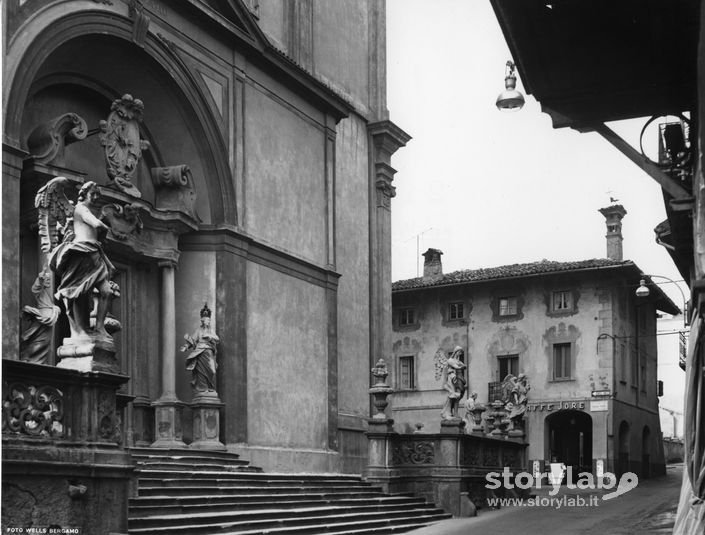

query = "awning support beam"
[{"left": 593, "top": 123, "right": 692, "bottom": 201}]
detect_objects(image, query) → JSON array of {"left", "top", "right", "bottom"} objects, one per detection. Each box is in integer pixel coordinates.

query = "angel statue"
[
  {"left": 39, "top": 178, "right": 119, "bottom": 343},
  {"left": 434, "top": 346, "right": 467, "bottom": 420},
  {"left": 502, "top": 372, "right": 530, "bottom": 422},
  {"left": 181, "top": 303, "right": 220, "bottom": 395}
]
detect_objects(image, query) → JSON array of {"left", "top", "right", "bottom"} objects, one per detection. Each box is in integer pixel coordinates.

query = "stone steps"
[
  {"left": 129, "top": 496, "right": 426, "bottom": 517},
  {"left": 128, "top": 448, "right": 450, "bottom": 534}
]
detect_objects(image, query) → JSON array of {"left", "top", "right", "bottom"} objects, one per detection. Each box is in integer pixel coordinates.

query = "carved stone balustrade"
[
  {"left": 363, "top": 427, "right": 527, "bottom": 517},
  {"left": 2, "top": 359, "right": 133, "bottom": 533}
]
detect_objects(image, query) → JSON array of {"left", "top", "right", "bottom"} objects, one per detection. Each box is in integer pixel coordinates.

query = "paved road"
[{"left": 408, "top": 464, "right": 682, "bottom": 535}]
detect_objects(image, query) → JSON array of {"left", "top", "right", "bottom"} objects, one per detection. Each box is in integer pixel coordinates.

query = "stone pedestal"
[
  {"left": 440, "top": 418, "right": 466, "bottom": 435},
  {"left": 56, "top": 336, "right": 119, "bottom": 373},
  {"left": 151, "top": 399, "right": 185, "bottom": 448},
  {"left": 508, "top": 417, "right": 525, "bottom": 438},
  {"left": 190, "top": 393, "right": 225, "bottom": 450},
  {"left": 469, "top": 406, "right": 487, "bottom": 433}
]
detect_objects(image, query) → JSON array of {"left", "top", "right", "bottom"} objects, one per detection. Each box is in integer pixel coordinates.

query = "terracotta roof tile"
[{"left": 392, "top": 258, "right": 633, "bottom": 291}]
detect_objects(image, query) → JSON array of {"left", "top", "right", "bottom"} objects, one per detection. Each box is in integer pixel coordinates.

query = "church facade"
[{"left": 3, "top": 0, "right": 407, "bottom": 484}]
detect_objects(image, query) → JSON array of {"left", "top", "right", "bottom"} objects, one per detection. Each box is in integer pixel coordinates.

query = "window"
[
  {"left": 553, "top": 343, "right": 571, "bottom": 380},
  {"left": 552, "top": 291, "right": 573, "bottom": 312},
  {"left": 399, "top": 308, "right": 415, "bottom": 326},
  {"left": 399, "top": 356, "right": 415, "bottom": 390},
  {"left": 449, "top": 302, "right": 464, "bottom": 320},
  {"left": 620, "top": 344, "right": 627, "bottom": 383},
  {"left": 499, "top": 297, "right": 518, "bottom": 316},
  {"left": 498, "top": 354, "right": 518, "bottom": 381}
]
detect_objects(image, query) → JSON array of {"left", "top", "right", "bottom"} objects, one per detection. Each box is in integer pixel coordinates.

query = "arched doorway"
[
  {"left": 618, "top": 421, "right": 631, "bottom": 477},
  {"left": 546, "top": 410, "right": 593, "bottom": 475},
  {"left": 642, "top": 426, "right": 651, "bottom": 478}
]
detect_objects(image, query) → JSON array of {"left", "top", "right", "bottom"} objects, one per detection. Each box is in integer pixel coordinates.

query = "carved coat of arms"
[{"left": 99, "top": 94, "right": 150, "bottom": 198}]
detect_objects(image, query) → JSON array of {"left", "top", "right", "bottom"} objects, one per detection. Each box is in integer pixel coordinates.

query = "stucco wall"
[
  {"left": 335, "top": 116, "right": 371, "bottom": 422},
  {"left": 391, "top": 276, "right": 609, "bottom": 432},
  {"left": 243, "top": 85, "right": 327, "bottom": 265},
  {"left": 246, "top": 263, "right": 329, "bottom": 449}
]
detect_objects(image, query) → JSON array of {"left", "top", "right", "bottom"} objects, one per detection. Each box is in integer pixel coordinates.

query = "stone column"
[
  {"left": 151, "top": 260, "right": 185, "bottom": 447},
  {"left": 367, "top": 121, "right": 411, "bottom": 411}
]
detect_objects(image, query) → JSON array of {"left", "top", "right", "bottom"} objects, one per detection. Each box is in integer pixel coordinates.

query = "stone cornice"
[{"left": 180, "top": 226, "right": 341, "bottom": 290}]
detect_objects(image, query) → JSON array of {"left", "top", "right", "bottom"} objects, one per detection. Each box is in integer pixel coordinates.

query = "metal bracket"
[{"left": 593, "top": 123, "right": 692, "bottom": 201}]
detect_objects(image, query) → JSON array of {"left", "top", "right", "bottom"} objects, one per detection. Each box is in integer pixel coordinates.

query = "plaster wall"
[
  {"left": 391, "top": 277, "right": 609, "bottom": 433},
  {"left": 335, "top": 116, "right": 371, "bottom": 422},
  {"left": 256, "top": 0, "right": 289, "bottom": 51},
  {"left": 246, "top": 263, "right": 329, "bottom": 451},
  {"left": 312, "top": 0, "right": 370, "bottom": 109},
  {"left": 243, "top": 85, "right": 327, "bottom": 265}
]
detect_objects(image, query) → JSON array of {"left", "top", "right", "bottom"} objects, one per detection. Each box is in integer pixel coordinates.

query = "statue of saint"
[
  {"left": 48, "top": 181, "right": 117, "bottom": 340},
  {"left": 181, "top": 303, "right": 220, "bottom": 394}
]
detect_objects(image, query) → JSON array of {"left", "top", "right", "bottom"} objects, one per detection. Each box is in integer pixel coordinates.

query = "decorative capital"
[{"left": 368, "top": 119, "right": 412, "bottom": 158}]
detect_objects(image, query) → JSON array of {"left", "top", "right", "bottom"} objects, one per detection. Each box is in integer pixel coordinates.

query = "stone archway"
[
  {"left": 545, "top": 410, "right": 593, "bottom": 475},
  {"left": 618, "top": 420, "right": 631, "bottom": 477},
  {"left": 642, "top": 425, "right": 652, "bottom": 478},
  {"left": 5, "top": 12, "right": 234, "bottom": 225}
]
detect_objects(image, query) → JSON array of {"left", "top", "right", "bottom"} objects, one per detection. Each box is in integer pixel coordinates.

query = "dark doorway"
[
  {"left": 642, "top": 426, "right": 651, "bottom": 478},
  {"left": 618, "top": 421, "right": 631, "bottom": 477},
  {"left": 546, "top": 410, "right": 593, "bottom": 475}
]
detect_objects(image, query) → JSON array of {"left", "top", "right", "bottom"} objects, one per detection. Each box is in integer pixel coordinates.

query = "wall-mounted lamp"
[
  {"left": 635, "top": 275, "right": 688, "bottom": 327},
  {"left": 496, "top": 60, "right": 525, "bottom": 112},
  {"left": 636, "top": 279, "right": 651, "bottom": 298}
]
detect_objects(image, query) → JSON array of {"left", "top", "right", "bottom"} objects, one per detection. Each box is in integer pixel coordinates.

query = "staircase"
[{"left": 128, "top": 448, "right": 451, "bottom": 535}]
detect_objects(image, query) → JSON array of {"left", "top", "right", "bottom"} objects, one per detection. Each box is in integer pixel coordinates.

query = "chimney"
[
  {"left": 598, "top": 204, "right": 627, "bottom": 261},
  {"left": 422, "top": 248, "right": 443, "bottom": 281}
]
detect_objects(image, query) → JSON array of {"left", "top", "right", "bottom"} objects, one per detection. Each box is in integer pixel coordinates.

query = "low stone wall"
[
  {"left": 363, "top": 419, "right": 527, "bottom": 516},
  {"left": 2, "top": 359, "right": 134, "bottom": 534},
  {"left": 663, "top": 437, "right": 684, "bottom": 463}
]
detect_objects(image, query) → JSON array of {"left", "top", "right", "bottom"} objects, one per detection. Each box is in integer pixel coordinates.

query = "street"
[{"left": 408, "top": 464, "right": 682, "bottom": 535}]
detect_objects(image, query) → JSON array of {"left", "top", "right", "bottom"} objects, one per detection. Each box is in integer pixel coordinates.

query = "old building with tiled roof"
[{"left": 390, "top": 206, "right": 679, "bottom": 478}]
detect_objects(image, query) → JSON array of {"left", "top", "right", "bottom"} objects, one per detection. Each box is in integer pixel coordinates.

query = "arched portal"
[
  {"left": 618, "top": 420, "right": 631, "bottom": 477},
  {"left": 545, "top": 410, "right": 593, "bottom": 475},
  {"left": 6, "top": 12, "right": 236, "bottom": 225}
]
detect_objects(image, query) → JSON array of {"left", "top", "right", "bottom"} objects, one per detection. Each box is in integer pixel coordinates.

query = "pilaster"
[{"left": 367, "top": 120, "right": 411, "bottom": 401}]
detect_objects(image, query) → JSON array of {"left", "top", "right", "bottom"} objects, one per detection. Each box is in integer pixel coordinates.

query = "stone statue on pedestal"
[
  {"left": 434, "top": 346, "right": 467, "bottom": 420},
  {"left": 48, "top": 181, "right": 118, "bottom": 342},
  {"left": 181, "top": 303, "right": 220, "bottom": 396},
  {"left": 502, "top": 373, "right": 530, "bottom": 437}
]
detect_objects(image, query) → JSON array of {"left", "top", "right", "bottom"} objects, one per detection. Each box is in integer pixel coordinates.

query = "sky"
[{"left": 386, "top": 0, "right": 687, "bottom": 432}]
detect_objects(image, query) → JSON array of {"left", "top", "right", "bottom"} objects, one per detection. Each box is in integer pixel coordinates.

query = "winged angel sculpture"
[
  {"left": 37, "top": 177, "right": 119, "bottom": 344},
  {"left": 501, "top": 373, "right": 530, "bottom": 422},
  {"left": 434, "top": 346, "right": 467, "bottom": 420}
]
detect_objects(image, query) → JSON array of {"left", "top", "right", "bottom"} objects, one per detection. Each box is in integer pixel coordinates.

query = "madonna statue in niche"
[{"left": 181, "top": 303, "right": 220, "bottom": 396}]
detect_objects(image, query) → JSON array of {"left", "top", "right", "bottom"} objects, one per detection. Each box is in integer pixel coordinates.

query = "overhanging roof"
[
  {"left": 491, "top": 0, "right": 700, "bottom": 130},
  {"left": 393, "top": 258, "right": 681, "bottom": 315}
]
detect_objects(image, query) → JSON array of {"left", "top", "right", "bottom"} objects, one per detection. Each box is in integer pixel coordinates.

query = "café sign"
[{"left": 526, "top": 401, "right": 586, "bottom": 412}]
